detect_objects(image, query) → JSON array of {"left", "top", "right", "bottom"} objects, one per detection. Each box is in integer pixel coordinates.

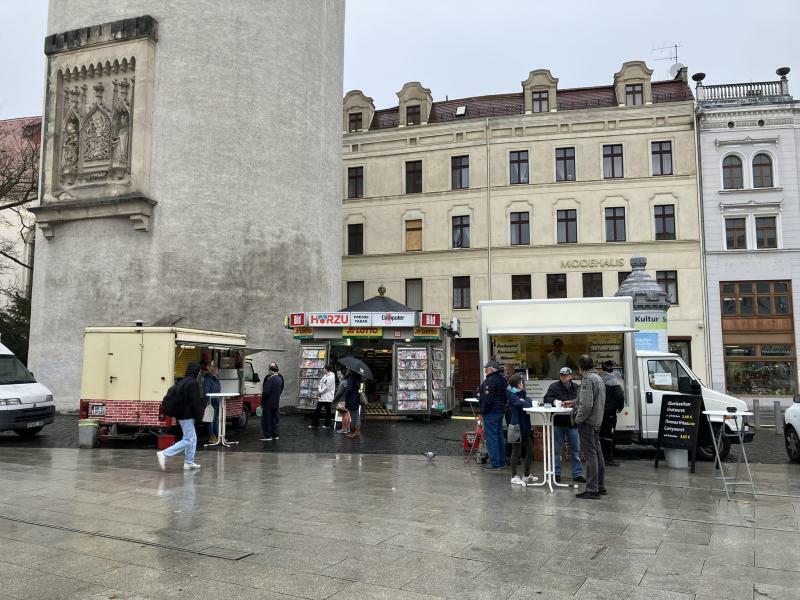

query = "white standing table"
[
  {"left": 702, "top": 410, "right": 756, "bottom": 500},
  {"left": 524, "top": 405, "right": 575, "bottom": 492},
  {"left": 204, "top": 392, "right": 240, "bottom": 448}
]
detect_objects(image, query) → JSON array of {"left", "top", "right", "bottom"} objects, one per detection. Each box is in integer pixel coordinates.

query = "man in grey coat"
[{"left": 568, "top": 354, "right": 606, "bottom": 499}]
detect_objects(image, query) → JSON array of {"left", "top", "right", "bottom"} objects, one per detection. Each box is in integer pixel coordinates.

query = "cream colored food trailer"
[
  {"left": 79, "top": 327, "right": 262, "bottom": 438},
  {"left": 478, "top": 298, "right": 752, "bottom": 460}
]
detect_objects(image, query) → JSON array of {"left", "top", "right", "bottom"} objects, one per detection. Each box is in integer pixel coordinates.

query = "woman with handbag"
[
  {"left": 507, "top": 373, "right": 536, "bottom": 486},
  {"left": 203, "top": 365, "right": 221, "bottom": 444}
]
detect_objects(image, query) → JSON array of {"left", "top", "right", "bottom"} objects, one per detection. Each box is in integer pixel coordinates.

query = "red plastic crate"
[{"left": 156, "top": 434, "right": 176, "bottom": 450}]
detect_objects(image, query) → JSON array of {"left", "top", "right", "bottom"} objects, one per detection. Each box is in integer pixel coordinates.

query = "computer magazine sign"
[{"left": 654, "top": 393, "right": 702, "bottom": 473}]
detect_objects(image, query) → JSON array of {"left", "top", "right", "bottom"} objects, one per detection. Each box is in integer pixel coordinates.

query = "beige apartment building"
[{"left": 341, "top": 61, "right": 706, "bottom": 397}]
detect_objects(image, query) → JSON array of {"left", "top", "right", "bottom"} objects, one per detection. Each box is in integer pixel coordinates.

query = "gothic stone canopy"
[{"left": 34, "top": 16, "right": 158, "bottom": 238}]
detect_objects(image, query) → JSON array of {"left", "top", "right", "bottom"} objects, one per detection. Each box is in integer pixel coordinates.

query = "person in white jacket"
[{"left": 310, "top": 364, "right": 335, "bottom": 429}]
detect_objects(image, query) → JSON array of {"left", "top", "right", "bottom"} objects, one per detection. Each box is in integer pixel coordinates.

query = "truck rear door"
[
  {"left": 106, "top": 332, "right": 143, "bottom": 401},
  {"left": 642, "top": 357, "right": 695, "bottom": 438}
]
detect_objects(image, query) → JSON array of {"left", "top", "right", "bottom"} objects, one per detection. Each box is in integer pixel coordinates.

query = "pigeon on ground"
[{"left": 423, "top": 451, "right": 436, "bottom": 461}]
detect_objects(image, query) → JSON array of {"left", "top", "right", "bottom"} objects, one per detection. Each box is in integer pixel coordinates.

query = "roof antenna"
[{"left": 652, "top": 42, "right": 684, "bottom": 78}]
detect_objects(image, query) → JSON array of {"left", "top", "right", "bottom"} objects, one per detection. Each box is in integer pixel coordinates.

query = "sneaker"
[
  {"left": 307, "top": 425, "right": 316, "bottom": 429},
  {"left": 273, "top": 436, "right": 279, "bottom": 440},
  {"left": 575, "top": 491, "right": 600, "bottom": 499},
  {"left": 207, "top": 435, "right": 218, "bottom": 444},
  {"left": 573, "top": 475, "right": 586, "bottom": 483},
  {"left": 321, "top": 425, "right": 330, "bottom": 429},
  {"left": 183, "top": 462, "right": 201, "bottom": 470},
  {"left": 260, "top": 437, "right": 273, "bottom": 441},
  {"left": 337, "top": 429, "right": 350, "bottom": 434},
  {"left": 555, "top": 474, "right": 561, "bottom": 483},
  {"left": 156, "top": 451, "right": 166, "bottom": 471},
  {"left": 510, "top": 475, "right": 525, "bottom": 486},
  {"left": 598, "top": 487, "right": 608, "bottom": 495},
  {"left": 482, "top": 465, "right": 505, "bottom": 471},
  {"left": 522, "top": 475, "right": 538, "bottom": 484}
]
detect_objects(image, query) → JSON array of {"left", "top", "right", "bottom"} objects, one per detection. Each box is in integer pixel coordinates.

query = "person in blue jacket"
[
  {"left": 203, "top": 365, "right": 222, "bottom": 444},
  {"left": 507, "top": 373, "right": 537, "bottom": 486},
  {"left": 478, "top": 360, "right": 508, "bottom": 470}
]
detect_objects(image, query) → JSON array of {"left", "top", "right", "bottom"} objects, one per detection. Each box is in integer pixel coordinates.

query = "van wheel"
[
  {"left": 785, "top": 426, "right": 800, "bottom": 462},
  {"left": 697, "top": 425, "right": 731, "bottom": 461},
  {"left": 232, "top": 406, "right": 249, "bottom": 429},
  {"left": 14, "top": 427, "right": 43, "bottom": 438}
]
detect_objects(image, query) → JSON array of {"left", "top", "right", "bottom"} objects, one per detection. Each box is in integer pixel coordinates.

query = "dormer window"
[
  {"left": 348, "top": 112, "right": 362, "bottom": 133},
  {"left": 407, "top": 105, "right": 421, "bottom": 126},
  {"left": 532, "top": 91, "right": 549, "bottom": 113},
  {"left": 625, "top": 83, "right": 644, "bottom": 106}
]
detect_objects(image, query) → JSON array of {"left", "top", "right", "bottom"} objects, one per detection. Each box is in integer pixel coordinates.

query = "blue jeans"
[
  {"left": 164, "top": 418, "right": 197, "bottom": 465},
  {"left": 483, "top": 412, "right": 506, "bottom": 468},
  {"left": 553, "top": 425, "right": 582, "bottom": 478},
  {"left": 206, "top": 399, "right": 219, "bottom": 436}
]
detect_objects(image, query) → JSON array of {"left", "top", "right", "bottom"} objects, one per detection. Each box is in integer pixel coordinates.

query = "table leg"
[
  {"left": 218, "top": 398, "right": 238, "bottom": 448},
  {"left": 529, "top": 415, "right": 571, "bottom": 492}
]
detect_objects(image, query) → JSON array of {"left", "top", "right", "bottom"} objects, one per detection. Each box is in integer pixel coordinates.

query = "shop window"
[
  {"left": 348, "top": 112, "right": 362, "bottom": 133},
  {"left": 625, "top": 83, "right": 644, "bottom": 106},
  {"left": 510, "top": 150, "right": 529, "bottom": 184},
  {"left": 405, "top": 278, "right": 423, "bottom": 311},
  {"left": 651, "top": 141, "right": 673, "bottom": 176},
  {"left": 605, "top": 207, "right": 626, "bottom": 242},
  {"left": 656, "top": 270, "right": 678, "bottom": 305},
  {"left": 511, "top": 274, "right": 532, "bottom": 300},
  {"left": 725, "top": 217, "right": 747, "bottom": 249},
  {"left": 532, "top": 90, "right": 549, "bottom": 113},
  {"left": 669, "top": 338, "right": 692, "bottom": 368},
  {"left": 557, "top": 209, "right": 577, "bottom": 244},
  {"left": 719, "top": 281, "right": 792, "bottom": 317},
  {"left": 755, "top": 216, "right": 777, "bottom": 249},
  {"left": 722, "top": 155, "right": 744, "bottom": 190},
  {"left": 510, "top": 211, "right": 530, "bottom": 245},
  {"left": 452, "top": 215, "right": 470, "bottom": 249},
  {"left": 603, "top": 144, "right": 624, "bottom": 179},
  {"left": 453, "top": 276, "right": 471, "bottom": 309},
  {"left": 347, "top": 166, "right": 363, "bottom": 199},
  {"left": 347, "top": 281, "right": 364, "bottom": 306},
  {"left": 555, "top": 147, "right": 575, "bottom": 182},
  {"left": 406, "top": 104, "right": 421, "bottom": 126},
  {"left": 618, "top": 271, "right": 631, "bottom": 287},
  {"left": 547, "top": 274, "right": 567, "bottom": 299},
  {"left": 451, "top": 155, "right": 469, "bottom": 190},
  {"left": 752, "top": 153, "right": 773, "bottom": 188},
  {"left": 725, "top": 359, "right": 796, "bottom": 396},
  {"left": 582, "top": 273, "right": 603, "bottom": 298},
  {"left": 405, "top": 219, "right": 422, "bottom": 252},
  {"left": 405, "top": 160, "right": 422, "bottom": 194},
  {"left": 347, "top": 223, "right": 363, "bottom": 256},
  {"left": 654, "top": 204, "right": 675, "bottom": 240}
]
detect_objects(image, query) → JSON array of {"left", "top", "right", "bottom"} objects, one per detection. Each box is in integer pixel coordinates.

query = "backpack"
[
  {"left": 605, "top": 383, "right": 625, "bottom": 413},
  {"left": 162, "top": 382, "right": 184, "bottom": 417}
]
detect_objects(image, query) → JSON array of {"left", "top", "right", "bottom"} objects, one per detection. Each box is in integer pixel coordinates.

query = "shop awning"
[{"left": 488, "top": 325, "right": 637, "bottom": 335}]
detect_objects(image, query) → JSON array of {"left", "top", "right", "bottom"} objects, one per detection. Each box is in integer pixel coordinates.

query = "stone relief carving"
[{"left": 55, "top": 59, "right": 135, "bottom": 188}]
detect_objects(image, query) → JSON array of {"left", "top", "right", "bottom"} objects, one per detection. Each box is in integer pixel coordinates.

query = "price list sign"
[{"left": 654, "top": 394, "right": 702, "bottom": 473}]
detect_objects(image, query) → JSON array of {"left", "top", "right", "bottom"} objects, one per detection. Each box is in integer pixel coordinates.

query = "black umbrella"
[{"left": 337, "top": 356, "right": 374, "bottom": 380}]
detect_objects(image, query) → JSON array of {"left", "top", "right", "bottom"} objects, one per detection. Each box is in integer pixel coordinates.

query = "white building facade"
[{"left": 696, "top": 69, "right": 800, "bottom": 398}]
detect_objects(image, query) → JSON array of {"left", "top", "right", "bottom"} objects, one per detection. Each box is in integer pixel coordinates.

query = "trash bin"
[{"left": 78, "top": 419, "right": 100, "bottom": 448}]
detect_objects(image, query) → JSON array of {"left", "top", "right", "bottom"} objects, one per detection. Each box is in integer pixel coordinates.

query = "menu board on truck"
[
  {"left": 297, "top": 344, "right": 328, "bottom": 409},
  {"left": 396, "top": 346, "right": 429, "bottom": 412}
]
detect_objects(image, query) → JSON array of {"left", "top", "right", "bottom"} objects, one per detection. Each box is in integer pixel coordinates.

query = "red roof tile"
[{"left": 368, "top": 81, "right": 692, "bottom": 130}]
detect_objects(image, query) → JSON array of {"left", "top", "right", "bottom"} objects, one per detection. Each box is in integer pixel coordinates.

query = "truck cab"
[{"left": 0, "top": 343, "right": 56, "bottom": 438}]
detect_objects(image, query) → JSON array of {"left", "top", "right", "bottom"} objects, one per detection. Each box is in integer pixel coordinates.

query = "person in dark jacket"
[
  {"left": 156, "top": 362, "right": 203, "bottom": 471},
  {"left": 203, "top": 365, "right": 222, "bottom": 444},
  {"left": 479, "top": 360, "right": 508, "bottom": 470},
  {"left": 507, "top": 374, "right": 537, "bottom": 486},
  {"left": 598, "top": 360, "right": 625, "bottom": 466},
  {"left": 544, "top": 367, "right": 584, "bottom": 483},
  {"left": 567, "top": 355, "right": 606, "bottom": 499},
  {"left": 260, "top": 362, "right": 284, "bottom": 441},
  {"left": 333, "top": 369, "right": 362, "bottom": 439}
]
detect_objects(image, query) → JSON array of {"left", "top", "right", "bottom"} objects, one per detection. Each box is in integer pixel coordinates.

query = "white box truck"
[{"left": 478, "top": 297, "right": 753, "bottom": 459}]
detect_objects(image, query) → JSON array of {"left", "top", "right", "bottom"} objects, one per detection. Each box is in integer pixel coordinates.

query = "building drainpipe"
[
  {"left": 485, "top": 117, "right": 492, "bottom": 300},
  {"left": 694, "top": 104, "right": 713, "bottom": 388}
]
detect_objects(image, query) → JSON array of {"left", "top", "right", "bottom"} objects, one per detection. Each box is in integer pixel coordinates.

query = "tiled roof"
[{"left": 368, "top": 80, "right": 692, "bottom": 130}]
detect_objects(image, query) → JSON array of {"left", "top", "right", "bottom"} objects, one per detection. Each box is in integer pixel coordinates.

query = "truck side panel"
[
  {"left": 139, "top": 332, "right": 175, "bottom": 401},
  {"left": 81, "top": 332, "right": 109, "bottom": 400}
]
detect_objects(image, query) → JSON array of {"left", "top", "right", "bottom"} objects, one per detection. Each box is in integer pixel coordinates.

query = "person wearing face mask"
[{"left": 507, "top": 374, "right": 537, "bottom": 486}]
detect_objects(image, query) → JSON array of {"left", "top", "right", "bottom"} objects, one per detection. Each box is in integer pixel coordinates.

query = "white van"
[{"left": 0, "top": 343, "right": 56, "bottom": 438}]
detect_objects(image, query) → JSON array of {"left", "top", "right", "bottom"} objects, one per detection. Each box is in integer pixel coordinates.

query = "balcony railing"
[{"left": 698, "top": 80, "right": 787, "bottom": 101}]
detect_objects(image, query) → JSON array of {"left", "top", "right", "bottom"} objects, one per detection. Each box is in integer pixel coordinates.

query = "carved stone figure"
[
  {"left": 111, "top": 111, "right": 130, "bottom": 178},
  {"left": 60, "top": 119, "right": 79, "bottom": 185},
  {"left": 82, "top": 111, "right": 112, "bottom": 162}
]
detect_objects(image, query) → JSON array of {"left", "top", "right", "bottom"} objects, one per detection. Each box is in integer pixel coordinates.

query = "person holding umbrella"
[{"left": 335, "top": 357, "right": 372, "bottom": 439}]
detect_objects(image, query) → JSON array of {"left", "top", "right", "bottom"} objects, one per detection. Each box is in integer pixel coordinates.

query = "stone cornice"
[
  {"left": 29, "top": 194, "right": 157, "bottom": 238},
  {"left": 45, "top": 15, "right": 158, "bottom": 56},
  {"left": 715, "top": 136, "right": 780, "bottom": 147}
]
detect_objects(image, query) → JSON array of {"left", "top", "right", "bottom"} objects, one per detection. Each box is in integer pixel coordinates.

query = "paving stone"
[
  {"left": 640, "top": 572, "right": 754, "bottom": 599},
  {"left": 573, "top": 578, "right": 694, "bottom": 600}
]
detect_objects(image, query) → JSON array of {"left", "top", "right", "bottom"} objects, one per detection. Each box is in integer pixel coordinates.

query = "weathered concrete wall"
[{"left": 30, "top": 0, "right": 344, "bottom": 411}]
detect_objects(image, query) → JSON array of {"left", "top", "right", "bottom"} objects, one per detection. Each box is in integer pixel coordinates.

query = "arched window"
[
  {"left": 752, "top": 153, "right": 773, "bottom": 188},
  {"left": 722, "top": 155, "right": 744, "bottom": 190}
]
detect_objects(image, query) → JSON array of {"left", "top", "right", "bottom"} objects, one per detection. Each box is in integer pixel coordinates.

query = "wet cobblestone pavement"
[{"left": 1, "top": 413, "right": 795, "bottom": 465}]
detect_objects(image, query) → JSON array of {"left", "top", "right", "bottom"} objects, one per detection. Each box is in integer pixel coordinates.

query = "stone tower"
[
  {"left": 29, "top": 1, "right": 345, "bottom": 411},
  {"left": 616, "top": 256, "right": 671, "bottom": 353}
]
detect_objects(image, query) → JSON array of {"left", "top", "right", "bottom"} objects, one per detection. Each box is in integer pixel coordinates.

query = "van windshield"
[{"left": 0, "top": 355, "right": 36, "bottom": 385}]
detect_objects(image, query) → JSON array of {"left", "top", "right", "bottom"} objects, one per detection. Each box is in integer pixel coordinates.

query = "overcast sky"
[{"left": 2, "top": 0, "right": 798, "bottom": 119}]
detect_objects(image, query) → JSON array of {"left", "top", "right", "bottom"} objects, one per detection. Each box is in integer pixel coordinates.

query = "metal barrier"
[{"left": 750, "top": 398, "right": 784, "bottom": 434}]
